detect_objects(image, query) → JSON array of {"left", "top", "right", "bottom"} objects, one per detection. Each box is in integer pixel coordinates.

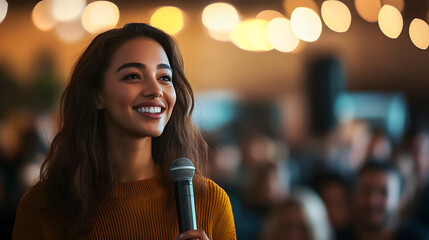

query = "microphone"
[{"left": 169, "top": 158, "right": 197, "bottom": 233}]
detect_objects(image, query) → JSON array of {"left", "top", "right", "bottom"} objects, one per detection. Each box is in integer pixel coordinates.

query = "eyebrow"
[{"left": 116, "top": 62, "right": 172, "bottom": 73}]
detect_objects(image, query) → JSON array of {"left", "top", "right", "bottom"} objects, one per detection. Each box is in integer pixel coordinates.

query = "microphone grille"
[{"left": 169, "top": 158, "right": 195, "bottom": 181}]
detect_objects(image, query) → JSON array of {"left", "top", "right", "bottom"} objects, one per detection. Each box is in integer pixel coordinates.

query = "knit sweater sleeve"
[
  {"left": 203, "top": 179, "right": 237, "bottom": 240},
  {"left": 12, "top": 183, "right": 45, "bottom": 240}
]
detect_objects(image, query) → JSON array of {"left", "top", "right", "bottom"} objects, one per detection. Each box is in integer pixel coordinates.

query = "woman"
[{"left": 12, "top": 23, "right": 236, "bottom": 240}]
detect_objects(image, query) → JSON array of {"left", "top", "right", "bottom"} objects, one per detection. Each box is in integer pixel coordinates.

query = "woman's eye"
[
  {"left": 122, "top": 73, "right": 140, "bottom": 80},
  {"left": 160, "top": 75, "right": 172, "bottom": 82}
]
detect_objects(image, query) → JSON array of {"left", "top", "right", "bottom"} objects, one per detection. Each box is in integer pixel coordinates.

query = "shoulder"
[
  {"left": 13, "top": 182, "right": 48, "bottom": 239},
  {"left": 197, "top": 178, "right": 237, "bottom": 239},
  {"left": 18, "top": 181, "right": 48, "bottom": 210}
]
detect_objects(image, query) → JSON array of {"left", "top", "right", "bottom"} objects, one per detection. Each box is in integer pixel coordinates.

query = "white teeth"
[{"left": 136, "top": 106, "right": 162, "bottom": 113}]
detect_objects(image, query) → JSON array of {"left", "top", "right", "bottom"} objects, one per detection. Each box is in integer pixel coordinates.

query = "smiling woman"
[{"left": 12, "top": 23, "right": 236, "bottom": 240}]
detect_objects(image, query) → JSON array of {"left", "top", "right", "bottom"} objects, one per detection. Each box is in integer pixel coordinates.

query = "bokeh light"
[
  {"left": 267, "top": 17, "right": 300, "bottom": 52},
  {"left": 81, "top": 1, "right": 119, "bottom": 34},
  {"left": 55, "top": 19, "right": 87, "bottom": 43},
  {"left": 291, "top": 7, "right": 322, "bottom": 42},
  {"left": 32, "top": 0, "right": 56, "bottom": 31},
  {"left": 321, "top": 0, "right": 352, "bottom": 33},
  {"left": 382, "top": 0, "right": 404, "bottom": 12},
  {"left": 245, "top": 19, "right": 273, "bottom": 51},
  {"left": 283, "top": 0, "right": 319, "bottom": 17},
  {"left": 409, "top": 18, "right": 429, "bottom": 50},
  {"left": 150, "top": 6, "right": 184, "bottom": 35},
  {"left": 0, "top": 0, "right": 7, "bottom": 24},
  {"left": 355, "top": 0, "right": 382, "bottom": 23},
  {"left": 51, "top": 0, "right": 86, "bottom": 22},
  {"left": 256, "top": 10, "right": 284, "bottom": 21},
  {"left": 378, "top": 5, "right": 403, "bottom": 39},
  {"left": 230, "top": 19, "right": 273, "bottom": 52},
  {"left": 202, "top": 2, "right": 240, "bottom": 41}
]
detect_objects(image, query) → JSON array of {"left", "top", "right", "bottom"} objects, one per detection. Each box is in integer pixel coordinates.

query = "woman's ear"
[{"left": 95, "top": 94, "right": 105, "bottom": 109}]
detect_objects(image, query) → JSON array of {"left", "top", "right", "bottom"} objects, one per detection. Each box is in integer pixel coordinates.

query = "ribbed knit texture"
[{"left": 12, "top": 176, "right": 236, "bottom": 240}]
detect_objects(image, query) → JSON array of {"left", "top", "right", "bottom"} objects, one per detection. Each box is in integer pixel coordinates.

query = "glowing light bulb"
[
  {"left": 355, "top": 0, "right": 382, "bottom": 23},
  {"left": 378, "top": 5, "right": 403, "bottom": 39},
  {"left": 283, "top": 0, "right": 319, "bottom": 17},
  {"left": 230, "top": 20, "right": 255, "bottom": 51},
  {"left": 321, "top": 0, "right": 351, "bottom": 33},
  {"left": 256, "top": 10, "right": 284, "bottom": 21},
  {"left": 267, "top": 17, "right": 300, "bottom": 52},
  {"left": 56, "top": 19, "right": 87, "bottom": 43},
  {"left": 382, "top": 0, "right": 404, "bottom": 12},
  {"left": 245, "top": 19, "right": 273, "bottom": 51},
  {"left": 409, "top": 18, "right": 429, "bottom": 50},
  {"left": 150, "top": 6, "right": 184, "bottom": 35},
  {"left": 291, "top": 7, "right": 322, "bottom": 42},
  {"left": 81, "top": 1, "right": 119, "bottom": 34},
  {"left": 230, "top": 19, "right": 273, "bottom": 52},
  {"left": 51, "top": 0, "right": 86, "bottom": 22},
  {"left": 32, "top": 0, "right": 56, "bottom": 31},
  {"left": 0, "top": 0, "right": 7, "bottom": 24},
  {"left": 202, "top": 2, "right": 240, "bottom": 41}
]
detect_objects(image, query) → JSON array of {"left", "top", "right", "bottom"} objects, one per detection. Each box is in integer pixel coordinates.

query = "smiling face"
[
  {"left": 354, "top": 170, "right": 401, "bottom": 230},
  {"left": 96, "top": 37, "right": 176, "bottom": 138}
]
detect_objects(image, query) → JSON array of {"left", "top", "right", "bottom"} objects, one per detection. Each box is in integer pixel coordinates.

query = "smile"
[{"left": 134, "top": 106, "right": 162, "bottom": 113}]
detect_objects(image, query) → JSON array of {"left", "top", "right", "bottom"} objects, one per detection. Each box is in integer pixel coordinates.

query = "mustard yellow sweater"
[{"left": 12, "top": 176, "right": 236, "bottom": 239}]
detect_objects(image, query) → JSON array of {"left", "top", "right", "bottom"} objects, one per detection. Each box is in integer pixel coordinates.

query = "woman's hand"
[{"left": 175, "top": 229, "right": 209, "bottom": 240}]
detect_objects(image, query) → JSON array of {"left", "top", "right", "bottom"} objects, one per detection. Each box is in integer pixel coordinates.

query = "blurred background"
[{"left": 1, "top": 0, "right": 429, "bottom": 239}]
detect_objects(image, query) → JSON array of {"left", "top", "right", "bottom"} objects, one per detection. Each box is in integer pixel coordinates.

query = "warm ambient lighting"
[
  {"left": 55, "top": 19, "right": 87, "bottom": 43},
  {"left": 355, "top": 0, "right": 382, "bottom": 23},
  {"left": 230, "top": 19, "right": 273, "bottom": 52},
  {"left": 378, "top": 5, "right": 403, "bottom": 39},
  {"left": 283, "top": 0, "right": 319, "bottom": 17},
  {"left": 291, "top": 7, "right": 322, "bottom": 42},
  {"left": 256, "top": 10, "right": 284, "bottom": 21},
  {"left": 51, "top": 0, "right": 86, "bottom": 22},
  {"left": 0, "top": 0, "right": 7, "bottom": 24},
  {"left": 267, "top": 17, "right": 300, "bottom": 52},
  {"left": 32, "top": 0, "right": 56, "bottom": 31},
  {"left": 81, "top": 1, "right": 119, "bottom": 34},
  {"left": 150, "top": 6, "right": 184, "bottom": 35},
  {"left": 202, "top": 3, "right": 240, "bottom": 41},
  {"left": 409, "top": 18, "right": 429, "bottom": 50},
  {"left": 321, "top": 0, "right": 351, "bottom": 33}
]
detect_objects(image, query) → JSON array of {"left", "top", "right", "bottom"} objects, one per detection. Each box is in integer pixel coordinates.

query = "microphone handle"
[{"left": 175, "top": 180, "right": 197, "bottom": 233}]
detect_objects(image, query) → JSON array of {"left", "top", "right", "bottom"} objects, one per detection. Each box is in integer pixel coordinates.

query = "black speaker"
[{"left": 305, "top": 56, "right": 346, "bottom": 136}]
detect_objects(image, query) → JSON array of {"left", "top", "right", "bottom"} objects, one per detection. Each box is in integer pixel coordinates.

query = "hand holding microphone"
[{"left": 170, "top": 158, "right": 209, "bottom": 240}]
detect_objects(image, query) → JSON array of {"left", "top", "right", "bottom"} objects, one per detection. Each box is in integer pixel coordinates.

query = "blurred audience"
[
  {"left": 259, "top": 187, "right": 333, "bottom": 240},
  {"left": 313, "top": 173, "right": 352, "bottom": 239},
  {"left": 350, "top": 160, "right": 429, "bottom": 240}
]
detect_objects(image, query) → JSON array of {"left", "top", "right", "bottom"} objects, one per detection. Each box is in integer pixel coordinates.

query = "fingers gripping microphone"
[{"left": 170, "top": 158, "right": 197, "bottom": 233}]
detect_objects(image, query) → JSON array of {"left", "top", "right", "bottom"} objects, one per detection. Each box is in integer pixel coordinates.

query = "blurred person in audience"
[
  {"left": 409, "top": 130, "right": 429, "bottom": 226},
  {"left": 334, "top": 120, "right": 371, "bottom": 180},
  {"left": 235, "top": 131, "right": 298, "bottom": 240},
  {"left": 243, "top": 161, "right": 289, "bottom": 212},
  {"left": 314, "top": 173, "right": 352, "bottom": 240},
  {"left": 351, "top": 160, "right": 429, "bottom": 240},
  {"left": 259, "top": 187, "right": 333, "bottom": 240},
  {"left": 410, "top": 131, "right": 429, "bottom": 191},
  {"left": 0, "top": 111, "right": 45, "bottom": 239},
  {"left": 365, "top": 128, "right": 393, "bottom": 162}
]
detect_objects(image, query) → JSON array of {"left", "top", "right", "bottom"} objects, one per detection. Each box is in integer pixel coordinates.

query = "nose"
[{"left": 142, "top": 76, "right": 163, "bottom": 98}]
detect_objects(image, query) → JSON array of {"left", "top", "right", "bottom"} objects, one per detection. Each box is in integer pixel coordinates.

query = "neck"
[{"left": 106, "top": 127, "right": 158, "bottom": 182}]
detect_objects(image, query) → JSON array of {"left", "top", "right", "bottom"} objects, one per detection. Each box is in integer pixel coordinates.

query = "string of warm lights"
[{"left": 0, "top": 0, "right": 428, "bottom": 50}]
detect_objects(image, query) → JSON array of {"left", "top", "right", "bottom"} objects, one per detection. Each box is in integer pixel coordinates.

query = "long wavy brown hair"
[{"left": 40, "top": 23, "right": 209, "bottom": 238}]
